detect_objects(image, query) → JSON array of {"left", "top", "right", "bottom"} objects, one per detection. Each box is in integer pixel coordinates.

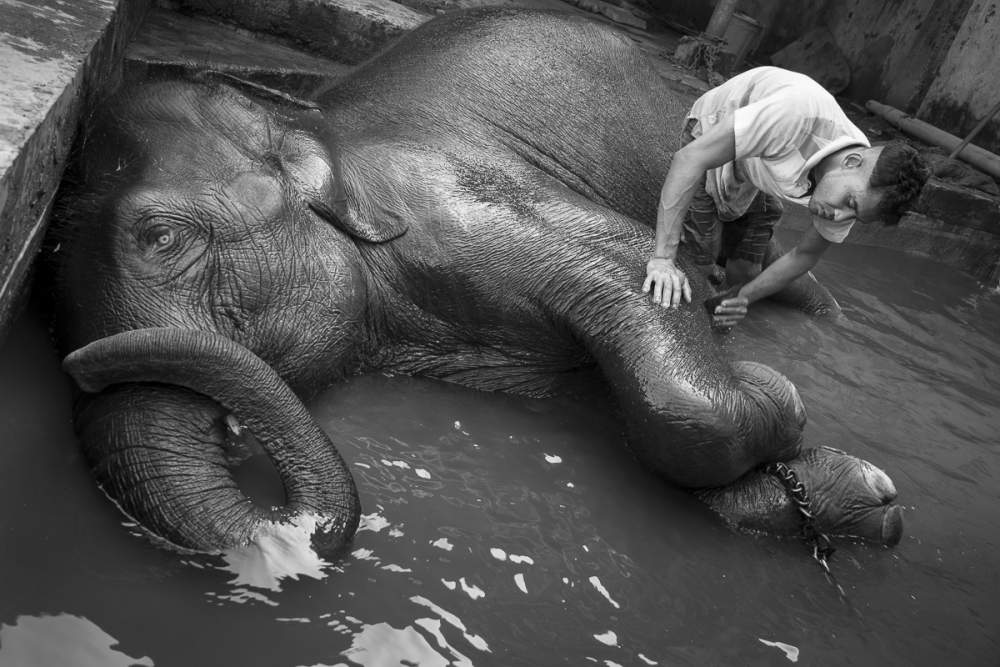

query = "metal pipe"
[{"left": 866, "top": 100, "right": 1000, "bottom": 180}]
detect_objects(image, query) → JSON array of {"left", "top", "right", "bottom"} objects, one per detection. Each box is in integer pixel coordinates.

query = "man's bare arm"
[
  {"left": 644, "top": 114, "right": 737, "bottom": 307},
  {"left": 710, "top": 226, "right": 831, "bottom": 326},
  {"left": 737, "top": 225, "right": 831, "bottom": 304}
]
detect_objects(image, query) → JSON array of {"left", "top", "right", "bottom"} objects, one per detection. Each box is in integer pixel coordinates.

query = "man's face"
[{"left": 809, "top": 146, "right": 885, "bottom": 224}]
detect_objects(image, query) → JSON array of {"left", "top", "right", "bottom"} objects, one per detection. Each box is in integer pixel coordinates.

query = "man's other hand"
[
  {"left": 711, "top": 296, "right": 749, "bottom": 327},
  {"left": 643, "top": 257, "right": 692, "bottom": 307}
]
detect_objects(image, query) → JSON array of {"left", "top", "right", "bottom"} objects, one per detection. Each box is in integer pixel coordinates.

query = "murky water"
[{"left": 2, "top": 234, "right": 998, "bottom": 666}]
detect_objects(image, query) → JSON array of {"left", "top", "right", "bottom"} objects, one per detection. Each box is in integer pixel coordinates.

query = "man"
[{"left": 642, "top": 66, "right": 929, "bottom": 325}]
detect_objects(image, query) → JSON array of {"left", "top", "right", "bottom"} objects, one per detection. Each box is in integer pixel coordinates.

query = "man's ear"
[{"left": 843, "top": 152, "right": 864, "bottom": 168}]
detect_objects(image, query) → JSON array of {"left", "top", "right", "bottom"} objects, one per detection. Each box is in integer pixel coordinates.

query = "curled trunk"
[{"left": 64, "top": 328, "right": 360, "bottom": 554}]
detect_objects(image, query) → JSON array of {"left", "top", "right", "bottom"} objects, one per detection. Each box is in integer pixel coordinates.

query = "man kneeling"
[{"left": 642, "top": 66, "right": 930, "bottom": 326}]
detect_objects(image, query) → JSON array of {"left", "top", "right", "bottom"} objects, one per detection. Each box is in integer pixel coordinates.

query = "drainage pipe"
[
  {"left": 705, "top": 0, "right": 738, "bottom": 39},
  {"left": 866, "top": 100, "right": 1000, "bottom": 180}
]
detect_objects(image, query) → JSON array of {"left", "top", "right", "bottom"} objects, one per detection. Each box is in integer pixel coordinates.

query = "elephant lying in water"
[{"left": 47, "top": 8, "right": 901, "bottom": 562}]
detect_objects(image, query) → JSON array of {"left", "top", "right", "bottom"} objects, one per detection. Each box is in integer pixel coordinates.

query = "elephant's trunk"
[{"left": 63, "top": 328, "right": 360, "bottom": 555}]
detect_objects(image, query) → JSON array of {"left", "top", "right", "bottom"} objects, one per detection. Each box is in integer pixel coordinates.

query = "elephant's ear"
[
  {"left": 308, "top": 195, "right": 409, "bottom": 244},
  {"left": 308, "top": 145, "right": 410, "bottom": 244}
]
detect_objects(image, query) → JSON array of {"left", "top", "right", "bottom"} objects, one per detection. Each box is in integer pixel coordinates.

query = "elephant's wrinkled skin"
[{"left": 48, "top": 8, "right": 900, "bottom": 559}]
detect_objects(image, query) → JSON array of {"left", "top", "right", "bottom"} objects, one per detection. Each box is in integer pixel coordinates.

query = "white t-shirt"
[{"left": 687, "top": 66, "right": 870, "bottom": 242}]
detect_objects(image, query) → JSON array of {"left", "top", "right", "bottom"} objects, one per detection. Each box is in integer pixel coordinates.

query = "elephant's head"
[
  {"left": 47, "top": 77, "right": 388, "bottom": 559},
  {"left": 54, "top": 77, "right": 383, "bottom": 380}
]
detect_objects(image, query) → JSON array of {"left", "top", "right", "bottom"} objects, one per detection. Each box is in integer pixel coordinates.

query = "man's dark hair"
[{"left": 869, "top": 141, "right": 930, "bottom": 225}]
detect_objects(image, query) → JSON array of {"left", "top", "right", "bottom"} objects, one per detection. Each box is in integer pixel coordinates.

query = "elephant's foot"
[{"left": 694, "top": 446, "right": 903, "bottom": 546}]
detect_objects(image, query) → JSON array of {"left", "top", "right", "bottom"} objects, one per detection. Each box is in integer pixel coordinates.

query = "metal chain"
[{"left": 763, "top": 461, "right": 849, "bottom": 601}]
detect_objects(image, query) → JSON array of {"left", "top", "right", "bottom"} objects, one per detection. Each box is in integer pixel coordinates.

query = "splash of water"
[{"left": 221, "top": 513, "right": 331, "bottom": 591}]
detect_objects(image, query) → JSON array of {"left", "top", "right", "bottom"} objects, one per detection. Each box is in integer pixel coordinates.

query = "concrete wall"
[
  {"left": 0, "top": 0, "right": 152, "bottom": 343},
  {"left": 825, "top": 0, "right": 970, "bottom": 113},
  {"left": 646, "top": 0, "right": 713, "bottom": 32},
  {"left": 656, "top": 0, "right": 1000, "bottom": 152},
  {"left": 752, "top": 0, "right": 968, "bottom": 110},
  {"left": 918, "top": 0, "right": 1000, "bottom": 155}
]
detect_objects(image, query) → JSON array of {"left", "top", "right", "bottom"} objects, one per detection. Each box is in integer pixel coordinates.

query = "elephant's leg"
[
  {"left": 475, "top": 191, "right": 808, "bottom": 484},
  {"left": 509, "top": 189, "right": 898, "bottom": 543},
  {"left": 580, "top": 264, "right": 897, "bottom": 543}
]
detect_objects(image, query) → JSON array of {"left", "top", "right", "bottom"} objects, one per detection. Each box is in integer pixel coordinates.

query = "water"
[{"left": 1, "top": 236, "right": 998, "bottom": 666}]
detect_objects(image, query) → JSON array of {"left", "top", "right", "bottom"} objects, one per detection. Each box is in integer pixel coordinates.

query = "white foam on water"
[
  {"left": 0, "top": 613, "right": 154, "bottom": 667},
  {"left": 207, "top": 587, "right": 279, "bottom": 607},
  {"left": 339, "top": 621, "right": 449, "bottom": 667},
  {"left": 413, "top": 619, "right": 474, "bottom": 666},
  {"left": 459, "top": 577, "right": 485, "bottom": 600},
  {"left": 758, "top": 638, "right": 800, "bottom": 662},
  {"left": 381, "top": 563, "right": 412, "bottom": 573},
  {"left": 593, "top": 630, "right": 618, "bottom": 647},
  {"left": 410, "top": 595, "right": 491, "bottom": 654},
  {"left": 358, "top": 512, "right": 391, "bottom": 533},
  {"left": 431, "top": 537, "right": 453, "bottom": 551},
  {"left": 588, "top": 576, "right": 620, "bottom": 609}
]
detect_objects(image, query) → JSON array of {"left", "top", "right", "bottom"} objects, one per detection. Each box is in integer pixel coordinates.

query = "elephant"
[{"left": 46, "top": 7, "right": 901, "bottom": 564}]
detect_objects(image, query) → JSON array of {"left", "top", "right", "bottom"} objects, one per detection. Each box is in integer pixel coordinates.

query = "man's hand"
[
  {"left": 643, "top": 257, "right": 692, "bottom": 307},
  {"left": 704, "top": 288, "right": 749, "bottom": 327},
  {"left": 711, "top": 296, "right": 749, "bottom": 326}
]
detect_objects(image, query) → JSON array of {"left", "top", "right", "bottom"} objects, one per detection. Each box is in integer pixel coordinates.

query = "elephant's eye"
[{"left": 143, "top": 224, "right": 176, "bottom": 250}]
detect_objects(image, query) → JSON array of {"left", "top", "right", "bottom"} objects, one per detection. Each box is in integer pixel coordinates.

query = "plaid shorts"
[{"left": 680, "top": 119, "right": 781, "bottom": 266}]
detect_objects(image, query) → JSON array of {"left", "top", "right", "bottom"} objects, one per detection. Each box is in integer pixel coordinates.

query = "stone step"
[
  {"left": 165, "top": 0, "right": 429, "bottom": 64},
  {"left": 126, "top": 7, "right": 357, "bottom": 97},
  {"left": 915, "top": 177, "right": 1000, "bottom": 235},
  {"left": 0, "top": 0, "right": 154, "bottom": 344}
]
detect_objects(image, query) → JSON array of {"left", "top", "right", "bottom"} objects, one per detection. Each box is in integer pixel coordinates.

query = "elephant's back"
[{"left": 322, "top": 7, "right": 689, "bottom": 220}]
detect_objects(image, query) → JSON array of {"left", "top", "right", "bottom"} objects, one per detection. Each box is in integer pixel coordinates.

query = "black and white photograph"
[{"left": 1, "top": 0, "right": 997, "bottom": 664}]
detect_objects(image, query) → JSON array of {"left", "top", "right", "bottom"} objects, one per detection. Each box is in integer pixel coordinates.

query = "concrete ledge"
[
  {"left": 0, "top": 0, "right": 153, "bottom": 343},
  {"left": 915, "top": 177, "right": 1000, "bottom": 235},
  {"left": 565, "top": 0, "right": 647, "bottom": 30},
  {"left": 126, "top": 7, "right": 356, "bottom": 98},
  {"left": 168, "top": 0, "right": 429, "bottom": 64}
]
